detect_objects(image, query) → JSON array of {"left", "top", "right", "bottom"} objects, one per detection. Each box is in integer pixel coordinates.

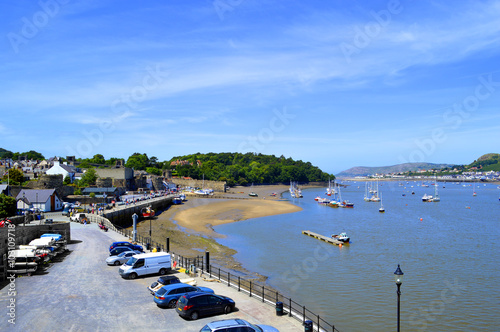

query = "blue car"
[
  {"left": 109, "top": 241, "right": 143, "bottom": 252},
  {"left": 154, "top": 283, "right": 214, "bottom": 308}
]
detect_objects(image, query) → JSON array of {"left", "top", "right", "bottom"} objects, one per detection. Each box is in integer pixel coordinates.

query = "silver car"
[
  {"left": 105, "top": 250, "right": 141, "bottom": 266},
  {"left": 200, "top": 319, "right": 279, "bottom": 332}
]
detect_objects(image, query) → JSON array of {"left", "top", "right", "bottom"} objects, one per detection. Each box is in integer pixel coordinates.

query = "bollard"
[
  {"left": 304, "top": 320, "right": 313, "bottom": 332},
  {"left": 276, "top": 301, "right": 283, "bottom": 316}
]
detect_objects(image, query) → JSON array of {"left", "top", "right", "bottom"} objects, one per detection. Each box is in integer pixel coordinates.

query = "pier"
[{"left": 302, "top": 230, "right": 347, "bottom": 246}]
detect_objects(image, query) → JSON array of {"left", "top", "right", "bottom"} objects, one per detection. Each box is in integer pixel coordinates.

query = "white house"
[
  {"left": 16, "top": 189, "right": 63, "bottom": 212},
  {"left": 46, "top": 161, "right": 75, "bottom": 182}
]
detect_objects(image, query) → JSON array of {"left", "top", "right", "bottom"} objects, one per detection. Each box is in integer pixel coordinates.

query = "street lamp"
[{"left": 394, "top": 264, "right": 404, "bottom": 332}]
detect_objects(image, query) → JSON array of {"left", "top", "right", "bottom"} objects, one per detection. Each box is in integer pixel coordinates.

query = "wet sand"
[{"left": 133, "top": 184, "right": 315, "bottom": 275}]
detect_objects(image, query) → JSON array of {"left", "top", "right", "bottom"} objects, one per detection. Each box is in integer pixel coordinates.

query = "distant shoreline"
[{"left": 338, "top": 177, "right": 500, "bottom": 184}]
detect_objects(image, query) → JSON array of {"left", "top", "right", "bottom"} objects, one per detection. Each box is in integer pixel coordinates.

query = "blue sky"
[{"left": 1, "top": 0, "right": 499, "bottom": 174}]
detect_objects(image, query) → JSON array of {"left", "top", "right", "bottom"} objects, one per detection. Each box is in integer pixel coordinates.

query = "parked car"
[
  {"left": 148, "top": 275, "right": 181, "bottom": 294},
  {"left": 200, "top": 319, "right": 280, "bottom": 332},
  {"left": 70, "top": 213, "right": 87, "bottom": 222},
  {"left": 154, "top": 283, "right": 214, "bottom": 308},
  {"left": 175, "top": 292, "right": 235, "bottom": 320},
  {"left": 105, "top": 250, "right": 142, "bottom": 266},
  {"left": 62, "top": 205, "right": 71, "bottom": 216},
  {"left": 109, "top": 241, "right": 143, "bottom": 252},
  {"left": 110, "top": 246, "right": 142, "bottom": 256}
]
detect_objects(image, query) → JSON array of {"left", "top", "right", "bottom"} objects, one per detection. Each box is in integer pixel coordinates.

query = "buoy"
[
  {"left": 420, "top": 218, "right": 423, "bottom": 221},
  {"left": 339, "top": 243, "right": 343, "bottom": 248}
]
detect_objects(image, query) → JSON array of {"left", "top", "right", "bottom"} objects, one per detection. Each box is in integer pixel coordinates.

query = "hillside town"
[{"left": 0, "top": 155, "right": 210, "bottom": 214}]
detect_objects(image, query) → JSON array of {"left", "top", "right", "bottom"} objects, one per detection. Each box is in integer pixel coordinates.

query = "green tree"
[
  {"left": 126, "top": 153, "right": 149, "bottom": 170},
  {"left": 79, "top": 160, "right": 92, "bottom": 168},
  {"left": 79, "top": 168, "right": 98, "bottom": 187},
  {"left": 89, "top": 192, "right": 96, "bottom": 198},
  {"left": 74, "top": 188, "right": 82, "bottom": 195},
  {"left": 63, "top": 175, "right": 72, "bottom": 185},
  {"left": 146, "top": 167, "right": 161, "bottom": 175},
  {"left": 3, "top": 168, "right": 25, "bottom": 185},
  {"left": 0, "top": 194, "right": 16, "bottom": 218},
  {"left": 90, "top": 154, "right": 105, "bottom": 164}
]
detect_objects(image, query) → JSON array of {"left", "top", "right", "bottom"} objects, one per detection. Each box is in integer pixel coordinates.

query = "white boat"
[
  {"left": 7, "top": 249, "right": 41, "bottom": 274},
  {"left": 379, "top": 193, "right": 385, "bottom": 213},
  {"left": 431, "top": 178, "right": 440, "bottom": 202},
  {"left": 331, "top": 232, "right": 350, "bottom": 243}
]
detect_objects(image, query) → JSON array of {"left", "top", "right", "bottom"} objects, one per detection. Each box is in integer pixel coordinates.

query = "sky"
[{"left": 1, "top": 0, "right": 499, "bottom": 174}]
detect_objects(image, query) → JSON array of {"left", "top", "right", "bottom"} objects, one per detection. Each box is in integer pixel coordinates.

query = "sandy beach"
[{"left": 133, "top": 184, "right": 315, "bottom": 274}]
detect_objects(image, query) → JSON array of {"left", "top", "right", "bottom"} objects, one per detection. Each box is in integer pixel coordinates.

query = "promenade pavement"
[{"left": 0, "top": 219, "right": 304, "bottom": 332}]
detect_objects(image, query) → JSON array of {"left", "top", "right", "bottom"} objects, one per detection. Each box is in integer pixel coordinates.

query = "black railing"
[{"left": 172, "top": 252, "right": 340, "bottom": 332}]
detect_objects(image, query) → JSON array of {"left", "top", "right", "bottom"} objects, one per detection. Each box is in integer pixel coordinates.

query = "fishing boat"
[
  {"left": 331, "top": 232, "right": 350, "bottom": 243},
  {"left": 172, "top": 197, "right": 182, "bottom": 204},
  {"left": 141, "top": 206, "right": 155, "bottom": 218}
]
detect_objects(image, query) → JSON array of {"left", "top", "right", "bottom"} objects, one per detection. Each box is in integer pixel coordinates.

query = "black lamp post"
[{"left": 394, "top": 264, "right": 404, "bottom": 332}]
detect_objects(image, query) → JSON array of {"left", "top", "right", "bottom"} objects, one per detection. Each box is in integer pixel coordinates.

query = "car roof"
[
  {"left": 206, "top": 319, "right": 251, "bottom": 328},
  {"left": 158, "top": 275, "right": 179, "bottom": 282},
  {"left": 183, "top": 291, "right": 218, "bottom": 299},
  {"left": 160, "top": 283, "right": 195, "bottom": 290}
]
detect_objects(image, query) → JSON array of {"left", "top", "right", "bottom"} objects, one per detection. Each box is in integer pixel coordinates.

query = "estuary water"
[{"left": 215, "top": 181, "right": 500, "bottom": 332}]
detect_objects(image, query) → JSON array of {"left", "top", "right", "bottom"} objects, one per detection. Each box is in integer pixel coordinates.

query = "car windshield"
[{"left": 125, "top": 257, "right": 137, "bottom": 266}]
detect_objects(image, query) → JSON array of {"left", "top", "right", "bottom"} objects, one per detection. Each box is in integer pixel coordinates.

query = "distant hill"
[
  {"left": 337, "top": 162, "right": 452, "bottom": 177},
  {"left": 469, "top": 153, "right": 500, "bottom": 171}
]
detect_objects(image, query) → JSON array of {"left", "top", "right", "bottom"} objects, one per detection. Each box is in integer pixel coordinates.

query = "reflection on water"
[{"left": 215, "top": 182, "right": 500, "bottom": 331}]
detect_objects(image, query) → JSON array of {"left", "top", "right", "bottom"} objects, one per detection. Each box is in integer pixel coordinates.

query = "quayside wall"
[{"left": 102, "top": 196, "right": 174, "bottom": 228}]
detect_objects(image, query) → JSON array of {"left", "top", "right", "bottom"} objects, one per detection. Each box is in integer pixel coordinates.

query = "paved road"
[{"left": 0, "top": 222, "right": 304, "bottom": 332}]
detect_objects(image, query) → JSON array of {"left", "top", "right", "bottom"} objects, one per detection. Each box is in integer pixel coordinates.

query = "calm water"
[{"left": 215, "top": 181, "right": 500, "bottom": 332}]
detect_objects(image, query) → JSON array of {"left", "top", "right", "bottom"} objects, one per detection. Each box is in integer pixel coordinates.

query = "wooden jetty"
[{"left": 302, "top": 230, "right": 348, "bottom": 246}]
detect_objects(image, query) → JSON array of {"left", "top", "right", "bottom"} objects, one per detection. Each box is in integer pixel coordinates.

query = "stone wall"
[
  {"left": 95, "top": 167, "right": 133, "bottom": 180},
  {"left": 170, "top": 178, "right": 226, "bottom": 192},
  {"left": 27, "top": 174, "right": 64, "bottom": 189},
  {"left": 96, "top": 177, "right": 113, "bottom": 187}
]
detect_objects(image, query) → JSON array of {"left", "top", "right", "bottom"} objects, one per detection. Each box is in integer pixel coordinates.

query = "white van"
[{"left": 119, "top": 252, "right": 172, "bottom": 279}]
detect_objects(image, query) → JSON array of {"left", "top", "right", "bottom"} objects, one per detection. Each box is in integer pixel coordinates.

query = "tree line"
[{"left": 1, "top": 148, "right": 335, "bottom": 186}]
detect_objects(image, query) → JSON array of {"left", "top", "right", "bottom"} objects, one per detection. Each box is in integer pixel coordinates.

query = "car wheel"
[
  {"left": 168, "top": 299, "right": 177, "bottom": 308},
  {"left": 159, "top": 268, "right": 166, "bottom": 275},
  {"left": 129, "top": 273, "right": 137, "bottom": 280},
  {"left": 114, "top": 261, "right": 121, "bottom": 266},
  {"left": 224, "top": 305, "right": 232, "bottom": 314},
  {"left": 190, "top": 311, "right": 199, "bottom": 320}
]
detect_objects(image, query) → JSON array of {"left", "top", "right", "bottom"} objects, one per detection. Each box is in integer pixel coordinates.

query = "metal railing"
[{"left": 173, "top": 253, "right": 341, "bottom": 332}]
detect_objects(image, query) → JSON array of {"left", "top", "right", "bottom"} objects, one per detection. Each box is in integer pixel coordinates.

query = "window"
[{"left": 134, "top": 259, "right": 145, "bottom": 268}]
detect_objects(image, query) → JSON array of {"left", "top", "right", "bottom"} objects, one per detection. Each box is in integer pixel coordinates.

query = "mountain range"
[
  {"left": 336, "top": 163, "right": 452, "bottom": 177},
  {"left": 337, "top": 153, "right": 500, "bottom": 177}
]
